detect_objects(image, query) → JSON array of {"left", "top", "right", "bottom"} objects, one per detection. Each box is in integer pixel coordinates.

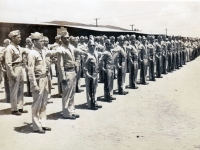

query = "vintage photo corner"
[{"left": 0, "top": 0, "right": 200, "bottom": 150}]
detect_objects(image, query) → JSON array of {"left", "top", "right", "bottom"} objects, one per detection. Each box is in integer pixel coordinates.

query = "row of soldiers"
[{"left": 0, "top": 30, "right": 199, "bottom": 134}]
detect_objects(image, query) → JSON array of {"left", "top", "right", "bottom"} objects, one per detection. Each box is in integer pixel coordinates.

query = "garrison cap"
[
  {"left": 105, "top": 39, "right": 111, "bottom": 44},
  {"left": 118, "top": 35, "right": 124, "bottom": 40},
  {"left": 129, "top": 35, "right": 136, "bottom": 40},
  {"left": 30, "top": 32, "right": 43, "bottom": 40},
  {"left": 109, "top": 36, "right": 115, "bottom": 40},
  {"left": 55, "top": 35, "right": 61, "bottom": 40},
  {"left": 60, "top": 31, "right": 69, "bottom": 38},
  {"left": 80, "top": 36, "right": 84, "bottom": 40},
  {"left": 26, "top": 38, "right": 32, "bottom": 42},
  {"left": 8, "top": 30, "right": 20, "bottom": 38}
]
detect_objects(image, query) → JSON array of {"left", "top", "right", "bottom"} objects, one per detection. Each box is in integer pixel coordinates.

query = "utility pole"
[
  {"left": 166, "top": 29, "right": 167, "bottom": 36},
  {"left": 94, "top": 18, "right": 99, "bottom": 27},
  {"left": 130, "top": 24, "right": 135, "bottom": 31}
]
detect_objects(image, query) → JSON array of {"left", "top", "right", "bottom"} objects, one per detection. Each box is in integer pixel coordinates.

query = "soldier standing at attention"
[
  {"left": 116, "top": 36, "right": 129, "bottom": 95},
  {"left": 171, "top": 36, "right": 176, "bottom": 71},
  {"left": 28, "top": 32, "right": 63, "bottom": 133},
  {"left": 137, "top": 36, "right": 149, "bottom": 85},
  {"left": 155, "top": 35, "right": 163, "bottom": 78},
  {"left": 99, "top": 39, "right": 116, "bottom": 102},
  {"left": 110, "top": 36, "right": 118, "bottom": 79},
  {"left": 126, "top": 35, "right": 139, "bottom": 89},
  {"left": 5, "top": 30, "right": 29, "bottom": 115},
  {"left": 148, "top": 36, "right": 156, "bottom": 81},
  {"left": 84, "top": 40, "right": 102, "bottom": 110}
]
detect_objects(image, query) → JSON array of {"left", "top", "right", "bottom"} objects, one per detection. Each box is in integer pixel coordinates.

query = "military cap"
[
  {"left": 105, "top": 39, "right": 111, "bottom": 44},
  {"left": 60, "top": 31, "right": 69, "bottom": 38},
  {"left": 138, "top": 36, "right": 141, "bottom": 39},
  {"left": 142, "top": 36, "right": 146, "bottom": 40},
  {"left": 157, "top": 35, "right": 162, "bottom": 39},
  {"left": 109, "top": 36, "right": 115, "bottom": 40},
  {"left": 8, "top": 30, "right": 20, "bottom": 38},
  {"left": 80, "top": 36, "right": 84, "bottom": 40},
  {"left": 129, "top": 35, "right": 136, "bottom": 40},
  {"left": 118, "top": 35, "right": 124, "bottom": 40},
  {"left": 149, "top": 36, "right": 154, "bottom": 40},
  {"left": 55, "top": 35, "right": 61, "bottom": 40},
  {"left": 26, "top": 38, "right": 32, "bottom": 42},
  {"left": 30, "top": 32, "right": 43, "bottom": 40},
  {"left": 3, "top": 39, "right": 11, "bottom": 44}
]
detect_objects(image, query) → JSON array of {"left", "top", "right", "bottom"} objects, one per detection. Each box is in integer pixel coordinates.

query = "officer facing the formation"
[
  {"left": 126, "top": 35, "right": 139, "bottom": 89},
  {"left": 99, "top": 39, "right": 116, "bottom": 102},
  {"left": 84, "top": 40, "right": 102, "bottom": 110},
  {"left": 148, "top": 36, "right": 156, "bottom": 81},
  {"left": 116, "top": 35, "right": 128, "bottom": 95},
  {"left": 57, "top": 31, "right": 85, "bottom": 119},
  {"left": 5, "top": 30, "right": 29, "bottom": 115}
]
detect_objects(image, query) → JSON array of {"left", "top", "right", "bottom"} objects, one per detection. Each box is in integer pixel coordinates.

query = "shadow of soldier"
[
  {"left": 47, "top": 111, "right": 63, "bottom": 120},
  {"left": 14, "top": 123, "right": 32, "bottom": 134},
  {"left": 75, "top": 103, "right": 89, "bottom": 110},
  {"left": 0, "top": 108, "right": 12, "bottom": 115}
]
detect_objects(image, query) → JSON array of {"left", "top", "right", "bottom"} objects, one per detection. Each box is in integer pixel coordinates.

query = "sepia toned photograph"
[{"left": 0, "top": 0, "right": 200, "bottom": 149}]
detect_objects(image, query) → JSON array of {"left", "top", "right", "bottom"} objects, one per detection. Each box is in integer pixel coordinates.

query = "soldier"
[
  {"left": 1, "top": 39, "right": 10, "bottom": 102},
  {"left": 84, "top": 40, "right": 102, "bottom": 110},
  {"left": 166, "top": 36, "right": 173, "bottom": 72},
  {"left": 57, "top": 31, "right": 86, "bottom": 119},
  {"left": 178, "top": 36, "right": 183, "bottom": 67},
  {"left": 110, "top": 36, "right": 118, "bottom": 79},
  {"left": 161, "top": 35, "right": 168, "bottom": 74},
  {"left": 74, "top": 37, "right": 83, "bottom": 93},
  {"left": 137, "top": 36, "right": 149, "bottom": 85},
  {"left": 24, "top": 38, "right": 33, "bottom": 97},
  {"left": 99, "top": 39, "right": 116, "bottom": 102},
  {"left": 148, "top": 36, "right": 156, "bottom": 81},
  {"left": 155, "top": 35, "right": 163, "bottom": 78},
  {"left": 5, "top": 30, "right": 29, "bottom": 115},
  {"left": 171, "top": 36, "right": 176, "bottom": 71},
  {"left": 28, "top": 32, "right": 62, "bottom": 133},
  {"left": 116, "top": 35, "right": 129, "bottom": 95},
  {"left": 43, "top": 36, "right": 54, "bottom": 101},
  {"left": 174, "top": 36, "right": 180, "bottom": 69},
  {"left": 126, "top": 35, "right": 139, "bottom": 89}
]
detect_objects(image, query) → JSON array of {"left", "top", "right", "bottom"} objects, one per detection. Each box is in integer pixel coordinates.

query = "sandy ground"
[{"left": 0, "top": 57, "right": 200, "bottom": 150}]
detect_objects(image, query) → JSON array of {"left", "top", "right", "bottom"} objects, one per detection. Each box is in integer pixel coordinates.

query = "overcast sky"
[{"left": 0, "top": 0, "right": 200, "bottom": 37}]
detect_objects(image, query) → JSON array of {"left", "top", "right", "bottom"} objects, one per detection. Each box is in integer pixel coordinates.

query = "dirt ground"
[{"left": 0, "top": 57, "right": 200, "bottom": 150}]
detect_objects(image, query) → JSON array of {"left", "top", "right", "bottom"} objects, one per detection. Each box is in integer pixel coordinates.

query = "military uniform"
[
  {"left": 5, "top": 31, "right": 29, "bottom": 115},
  {"left": 148, "top": 43, "right": 156, "bottom": 81},
  {"left": 155, "top": 40, "right": 163, "bottom": 78},
  {"left": 99, "top": 40, "right": 116, "bottom": 102},
  {"left": 127, "top": 42, "right": 139, "bottom": 88}
]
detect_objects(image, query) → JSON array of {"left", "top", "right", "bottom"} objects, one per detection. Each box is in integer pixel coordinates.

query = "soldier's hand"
[
  {"left": 62, "top": 79, "right": 67, "bottom": 85},
  {"left": 11, "top": 74, "right": 17, "bottom": 80},
  {"left": 34, "top": 86, "right": 40, "bottom": 93},
  {"left": 118, "top": 65, "right": 122, "bottom": 69}
]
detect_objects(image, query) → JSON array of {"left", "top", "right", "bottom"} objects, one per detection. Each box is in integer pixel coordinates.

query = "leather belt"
[
  {"left": 64, "top": 67, "right": 75, "bottom": 72},
  {"left": 35, "top": 73, "right": 47, "bottom": 78},
  {"left": 12, "top": 62, "right": 24, "bottom": 67}
]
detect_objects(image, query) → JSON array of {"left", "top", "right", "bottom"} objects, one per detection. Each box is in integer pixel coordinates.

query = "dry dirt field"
[{"left": 0, "top": 58, "right": 200, "bottom": 150}]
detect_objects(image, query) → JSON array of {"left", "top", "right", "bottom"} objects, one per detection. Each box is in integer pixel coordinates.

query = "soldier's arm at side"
[
  {"left": 57, "top": 53, "right": 66, "bottom": 81},
  {"left": 83, "top": 55, "right": 92, "bottom": 78},
  {"left": 27, "top": 52, "right": 38, "bottom": 91},
  {"left": 99, "top": 53, "right": 106, "bottom": 71},
  {"left": 5, "top": 48, "right": 16, "bottom": 78}
]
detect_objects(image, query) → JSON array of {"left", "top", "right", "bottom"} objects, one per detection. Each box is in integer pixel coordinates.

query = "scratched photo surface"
[{"left": 0, "top": 0, "right": 200, "bottom": 150}]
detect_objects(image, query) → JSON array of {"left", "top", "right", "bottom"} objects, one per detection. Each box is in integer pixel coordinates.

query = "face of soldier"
[
  {"left": 44, "top": 39, "right": 49, "bottom": 47},
  {"left": 105, "top": 43, "right": 112, "bottom": 50},
  {"left": 26, "top": 40, "right": 33, "bottom": 48},
  {"left": 56, "top": 39, "right": 62, "bottom": 45},
  {"left": 88, "top": 43, "right": 95, "bottom": 52},
  {"left": 61, "top": 35, "right": 70, "bottom": 45},
  {"left": 12, "top": 34, "right": 21, "bottom": 45},
  {"left": 118, "top": 39, "right": 124, "bottom": 46},
  {"left": 33, "top": 38, "right": 44, "bottom": 49}
]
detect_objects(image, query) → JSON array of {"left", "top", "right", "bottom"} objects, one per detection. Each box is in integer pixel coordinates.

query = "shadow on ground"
[
  {"left": 75, "top": 103, "right": 89, "bottom": 110},
  {"left": 14, "top": 123, "right": 33, "bottom": 134},
  {"left": 0, "top": 108, "right": 11, "bottom": 115},
  {"left": 47, "top": 111, "right": 63, "bottom": 120}
]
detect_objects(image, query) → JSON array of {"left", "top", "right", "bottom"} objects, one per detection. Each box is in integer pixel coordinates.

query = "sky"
[{"left": 0, "top": 0, "right": 200, "bottom": 37}]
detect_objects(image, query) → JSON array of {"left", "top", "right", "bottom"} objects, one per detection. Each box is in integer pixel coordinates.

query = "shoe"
[
  {"left": 142, "top": 82, "right": 149, "bottom": 85},
  {"left": 133, "top": 86, "right": 138, "bottom": 89},
  {"left": 18, "top": 109, "right": 28, "bottom": 113},
  {"left": 72, "top": 114, "right": 80, "bottom": 118},
  {"left": 63, "top": 116, "right": 76, "bottom": 119},
  {"left": 136, "top": 81, "right": 141, "bottom": 84},
  {"left": 110, "top": 97, "right": 116, "bottom": 100},
  {"left": 91, "top": 106, "right": 98, "bottom": 110},
  {"left": 51, "top": 87, "right": 55, "bottom": 89},
  {"left": 33, "top": 130, "right": 45, "bottom": 134},
  {"left": 42, "top": 127, "right": 51, "bottom": 131},
  {"left": 12, "top": 111, "right": 21, "bottom": 116},
  {"left": 95, "top": 104, "right": 102, "bottom": 108},
  {"left": 76, "top": 90, "right": 81, "bottom": 93},
  {"left": 47, "top": 101, "right": 53, "bottom": 104}
]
